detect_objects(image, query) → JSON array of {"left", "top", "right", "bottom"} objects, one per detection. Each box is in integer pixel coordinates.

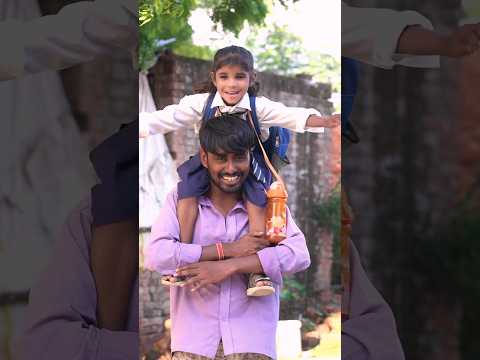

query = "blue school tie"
[{"left": 251, "top": 154, "right": 267, "bottom": 185}]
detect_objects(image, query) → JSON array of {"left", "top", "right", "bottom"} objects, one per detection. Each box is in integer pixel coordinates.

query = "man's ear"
[{"left": 200, "top": 147, "right": 208, "bottom": 168}]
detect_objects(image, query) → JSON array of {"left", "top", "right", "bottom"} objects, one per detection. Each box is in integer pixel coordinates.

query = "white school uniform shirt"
[
  {"left": 139, "top": 91, "right": 323, "bottom": 139},
  {"left": 0, "top": 0, "right": 136, "bottom": 80},
  {"left": 342, "top": 1, "right": 440, "bottom": 69}
]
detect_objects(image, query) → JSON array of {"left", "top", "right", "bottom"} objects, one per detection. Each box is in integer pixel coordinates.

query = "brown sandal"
[
  {"left": 161, "top": 275, "right": 187, "bottom": 287},
  {"left": 246, "top": 273, "right": 275, "bottom": 297}
]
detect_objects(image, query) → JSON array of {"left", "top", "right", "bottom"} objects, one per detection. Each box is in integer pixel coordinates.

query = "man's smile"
[{"left": 220, "top": 173, "right": 241, "bottom": 186}]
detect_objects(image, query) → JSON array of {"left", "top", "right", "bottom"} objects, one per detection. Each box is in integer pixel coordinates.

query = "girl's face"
[{"left": 211, "top": 65, "right": 253, "bottom": 106}]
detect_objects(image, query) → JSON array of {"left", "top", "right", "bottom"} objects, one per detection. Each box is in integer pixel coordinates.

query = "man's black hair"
[{"left": 199, "top": 114, "right": 256, "bottom": 154}]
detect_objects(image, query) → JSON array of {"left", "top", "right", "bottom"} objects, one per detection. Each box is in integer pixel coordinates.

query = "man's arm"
[
  {"left": 176, "top": 254, "right": 265, "bottom": 291},
  {"left": 15, "top": 199, "right": 138, "bottom": 360},
  {"left": 176, "top": 207, "right": 311, "bottom": 288},
  {"left": 1, "top": 0, "right": 136, "bottom": 80}
]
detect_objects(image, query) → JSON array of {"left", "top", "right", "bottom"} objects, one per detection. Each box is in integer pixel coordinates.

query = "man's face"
[{"left": 200, "top": 147, "right": 251, "bottom": 194}]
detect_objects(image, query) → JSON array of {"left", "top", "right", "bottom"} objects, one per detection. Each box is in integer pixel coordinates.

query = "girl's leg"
[
  {"left": 177, "top": 197, "right": 199, "bottom": 244},
  {"left": 245, "top": 199, "right": 266, "bottom": 235},
  {"left": 245, "top": 199, "right": 274, "bottom": 296}
]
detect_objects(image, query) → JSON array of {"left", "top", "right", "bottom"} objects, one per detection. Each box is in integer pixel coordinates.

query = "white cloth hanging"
[{"left": 139, "top": 73, "right": 178, "bottom": 229}]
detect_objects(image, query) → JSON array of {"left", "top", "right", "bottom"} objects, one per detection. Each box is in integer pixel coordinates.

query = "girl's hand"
[
  {"left": 306, "top": 114, "right": 341, "bottom": 128},
  {"left": 445, "top": 23, "right": 480, "bottom": 58}
]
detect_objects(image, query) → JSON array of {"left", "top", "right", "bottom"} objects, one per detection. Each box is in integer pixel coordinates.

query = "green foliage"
[
  {"left": 247, "top": 24, "right": 305, "bottom": 76},
  {"left": 138, "top": 0, "right": 284, "bottom": 70},
  {"left": 311, "top": 184, "right": 341, "bottom": 285},
  {"left": 139, "top": 0, "right": 195, "bottom": 70},
  {"left": 280, "top": 276, "right": 306, "bottom": 302},
  {"left": 312, "top": 184, "right": 341, "bottom": 241},
  {"left": 301, "top": 52, "right": 341, "bottom": 93},
  {"left": 246, "top": 24, "right": 340, "bottom": 91},
  {"left": 201, "top": 0, "right": 268, "bottom": 35}
]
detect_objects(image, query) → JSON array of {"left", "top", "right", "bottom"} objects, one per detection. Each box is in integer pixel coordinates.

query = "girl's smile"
[{"left": 211, "top": 65, "right": 253, "bottom": 106}]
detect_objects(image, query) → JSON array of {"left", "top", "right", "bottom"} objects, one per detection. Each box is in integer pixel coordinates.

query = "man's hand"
[
  {"left": 445, "top": 23, "right": 480, "bottom": 57},
  {"left": 306, "top": 114, "right": 341, "bottom": 128},
  {"left": 224, "top": 232, "right": 270, "bottom": 258},
  {"left": 176, "top": 261, "right": 235, "bottom": 291}
]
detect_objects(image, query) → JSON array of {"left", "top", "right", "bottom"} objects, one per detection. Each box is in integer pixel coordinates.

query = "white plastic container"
[{"left": 276, "top": 320, "right": 302, "bottom": 359}]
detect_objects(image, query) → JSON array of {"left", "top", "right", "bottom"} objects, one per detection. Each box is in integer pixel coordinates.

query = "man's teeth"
[{"left": 222, "top": 175, "right": 239, "bottom": 183}]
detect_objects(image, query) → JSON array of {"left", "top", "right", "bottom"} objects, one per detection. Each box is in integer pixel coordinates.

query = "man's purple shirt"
[{"left": 145, "top": 190, "right": 311, "bottom": 359}]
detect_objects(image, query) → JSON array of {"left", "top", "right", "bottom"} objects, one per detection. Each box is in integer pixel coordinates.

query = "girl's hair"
[
  {"left": 199, "top": 113, "right": 256, "bottom": 154},
  {"left": 194, "top": 46, "right": 260, "bottom": 96}
]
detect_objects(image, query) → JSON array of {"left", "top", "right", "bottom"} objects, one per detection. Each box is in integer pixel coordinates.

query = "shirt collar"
[
  {"left": 211, "top": 91, "right": 251, "bottom": 113},
  {"left": 198, "top": 194, "right": 247, "bottom": 213}
]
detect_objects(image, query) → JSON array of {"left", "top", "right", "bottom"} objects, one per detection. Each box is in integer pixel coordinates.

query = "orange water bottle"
[{"left": 265, "top": 181, "right": 288, "bottom": 244}]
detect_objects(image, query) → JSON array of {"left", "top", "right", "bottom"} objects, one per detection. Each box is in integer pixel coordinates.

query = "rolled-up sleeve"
[
  {"left": 256, "top": 207, "right": 311, "bottom": 285},
  {"left": 342, "top": 2, "right": 440, "bottom": 69},
  {"left": 256, "top": 96, "right": 323, "bottom": 134},
  {"left": 144, "top": 191, "right": 203, "bottom": 274}
]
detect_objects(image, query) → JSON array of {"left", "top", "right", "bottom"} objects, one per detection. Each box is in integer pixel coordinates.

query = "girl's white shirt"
[{"left": 139, "top": 91, "right": 323, "bottom": 140}]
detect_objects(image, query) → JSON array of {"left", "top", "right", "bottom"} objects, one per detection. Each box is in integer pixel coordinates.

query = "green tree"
[
  {"left": 138, "top": 0, "right": 292, "bottom": 70},
  {"left": 247, "top": 24, "right": 305, "bottom": 76},
  {"left": 246, "top": 24, "right": 340, "bottom": 92}
]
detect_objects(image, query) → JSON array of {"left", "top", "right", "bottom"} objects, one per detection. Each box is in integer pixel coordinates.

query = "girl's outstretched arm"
[{"left": 306, "top": 113, "right": 341, "bottom": 128}]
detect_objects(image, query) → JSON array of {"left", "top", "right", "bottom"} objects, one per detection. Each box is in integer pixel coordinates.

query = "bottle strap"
[{"left": 246, "top": 111, "right": 287, "bottom": 192}]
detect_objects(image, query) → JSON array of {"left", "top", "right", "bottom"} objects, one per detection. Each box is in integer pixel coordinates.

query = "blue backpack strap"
[
  {"left": 202, "top": 92, "right": 217, "bottom": 123},
  {"left": 341, "top": 57, "right": 359, "bottom": 142},
  {"left": 249, "top": 95, "right": 290, "bottom": 160},
  {"left": 248, "top": 95, "right": 262, "bottom": 135}
]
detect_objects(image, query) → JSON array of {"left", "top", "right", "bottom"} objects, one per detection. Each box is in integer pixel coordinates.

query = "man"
[{"left": 145, "top": 114, "right": 311, "bottom": 359}]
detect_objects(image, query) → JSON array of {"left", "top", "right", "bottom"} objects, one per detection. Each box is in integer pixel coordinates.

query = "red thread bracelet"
[{"left": 216, "top": 242, "right": 225, "bottom": 260}]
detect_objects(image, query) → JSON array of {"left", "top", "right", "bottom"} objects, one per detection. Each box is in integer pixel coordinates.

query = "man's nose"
[{"left": 225, "top": 159, "right": 236, "bottom": 173}]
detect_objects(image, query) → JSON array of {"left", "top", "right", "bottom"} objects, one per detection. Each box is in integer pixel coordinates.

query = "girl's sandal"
[
  {"left": 246, "top": 273, "right": 275, "bottom": 297},
  {"left": 161, "top": 275, "right": 187, "bottom": 287}
]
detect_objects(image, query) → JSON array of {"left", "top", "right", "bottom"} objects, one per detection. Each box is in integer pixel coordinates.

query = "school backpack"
[{"left": 201, "top": 92, "right": 291, "bottom": 174}]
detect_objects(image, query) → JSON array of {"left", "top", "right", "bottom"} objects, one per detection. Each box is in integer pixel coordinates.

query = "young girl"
[{"left": 140, "top": 45, "right": 339, "bottom": 295}]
